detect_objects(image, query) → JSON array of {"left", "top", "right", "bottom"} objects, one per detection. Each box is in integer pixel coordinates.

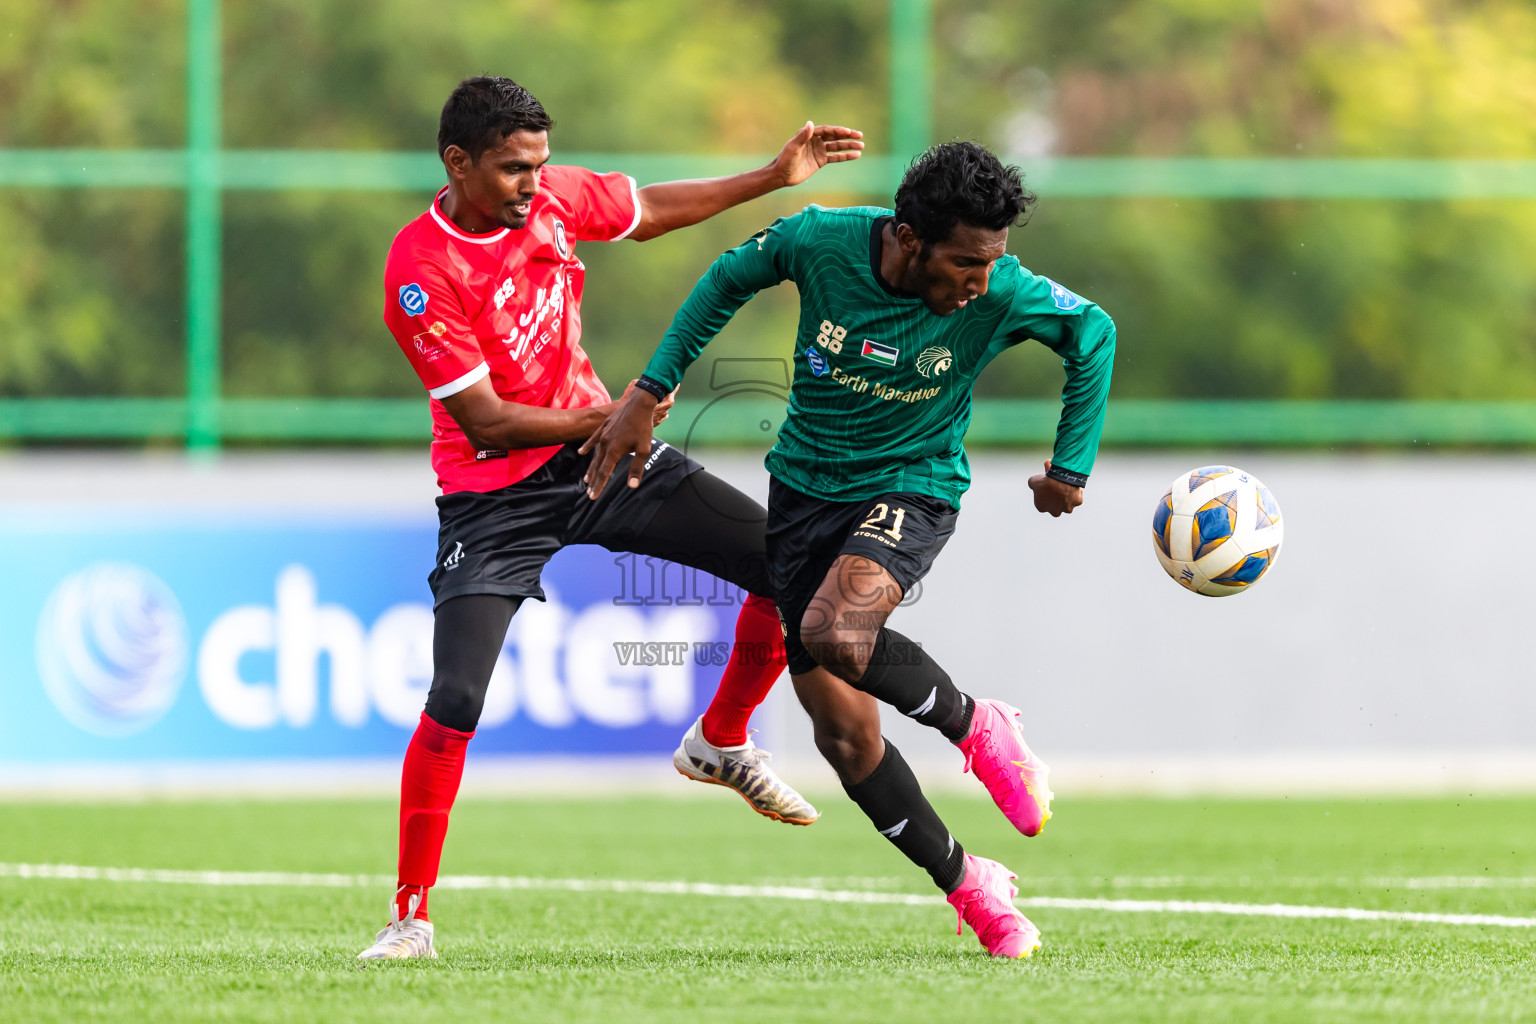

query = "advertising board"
[{"left": 0, "top": 513, "right": 743, "bottom": 762}]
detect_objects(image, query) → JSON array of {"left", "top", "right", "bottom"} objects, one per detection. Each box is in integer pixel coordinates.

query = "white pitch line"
[
  {"left": 2, "top": 863, "right": 1533, "bottom": 929},
  {"left": 1366, "top": 877, "right": 1536, "bottom": 890},
  {"left": 1027, "top": 876, "right": 1536, "bottom": 891},
  {"left": 1015, "top": 896, "right": 1536, "bottom": 929},
  {"left": 432, "top": 874, "right": 938, "bottom": 905},
  {"left": 0, "top": 863, "right": 393, "bottom": 888}
]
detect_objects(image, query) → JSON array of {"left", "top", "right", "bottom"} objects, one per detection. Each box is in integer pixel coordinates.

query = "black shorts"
[
  {"left": 429, "top": 438, "right": 708, "bottom": 606},
  {"left": 765, "top": 477, "right": 959, "bottom": 675}
]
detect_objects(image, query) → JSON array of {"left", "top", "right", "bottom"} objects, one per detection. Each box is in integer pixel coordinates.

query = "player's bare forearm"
[
  {"left": 627, "top": 122, "right": 862, "bottom": 241},
  {"left": 579, "top": 388, "right": 659, "bottom": 498},
  {"left": 456, "top": 403, "right": 612, "bottom": 451},
  {"left": 440, "top": 378, "right": 613, "bottom": 451}
]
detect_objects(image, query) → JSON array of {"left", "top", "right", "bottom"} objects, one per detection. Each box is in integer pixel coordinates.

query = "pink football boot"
[
  {"left": 956, "top": 698, "right": 1053, "bottom": 837},
  {"left": 946, "top": 854, "right": 1041, "bottom": 958}
]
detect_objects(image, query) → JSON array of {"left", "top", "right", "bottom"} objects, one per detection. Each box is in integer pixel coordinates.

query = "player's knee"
[
  {"left": 801, "top": 617, "right": 874, "bottom": 683},
  {"left": 811, "top": 717, "right": 883, "bottom": 780},
  {"left": 422, "top": 674, "right": 486, "bottom": 734}
]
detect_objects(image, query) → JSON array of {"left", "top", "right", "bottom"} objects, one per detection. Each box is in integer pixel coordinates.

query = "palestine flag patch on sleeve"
[{"left": 860, "top": 339, "right": 899, "bottom": 366}]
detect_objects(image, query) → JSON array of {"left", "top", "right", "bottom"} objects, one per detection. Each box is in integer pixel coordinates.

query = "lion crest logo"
[{"left": 915, "top": 346, "right": 953, "bottom": 379}]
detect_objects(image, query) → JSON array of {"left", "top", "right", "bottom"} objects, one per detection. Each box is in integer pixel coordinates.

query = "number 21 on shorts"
[{"left": 860, "top": 502, "right": 906, "bottom": 543}]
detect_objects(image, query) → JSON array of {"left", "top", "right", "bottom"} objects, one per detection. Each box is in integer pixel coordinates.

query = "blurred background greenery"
[{"left": 1, "top": 0, "right": 1533, "bottom": 436}]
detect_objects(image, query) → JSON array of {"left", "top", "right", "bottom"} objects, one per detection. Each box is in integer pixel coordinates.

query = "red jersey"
[{"left": 383, "top": 165, "right": 642, "bottom": 493}]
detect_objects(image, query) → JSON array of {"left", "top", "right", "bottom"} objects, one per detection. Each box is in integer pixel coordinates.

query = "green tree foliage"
[
  {"left": 0, "top": 0, "right": 186, "bottom": 397},
  {"left": 1, "top": 0, "right": 1533, "bottom": 403},
  {"left": 939, "top": 0, "right": 1536, "bottom": 399}
]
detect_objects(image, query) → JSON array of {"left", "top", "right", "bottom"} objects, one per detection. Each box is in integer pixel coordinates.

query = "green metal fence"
[{"left": 4, "top": 0, "right": 1536, "bottom": 449}]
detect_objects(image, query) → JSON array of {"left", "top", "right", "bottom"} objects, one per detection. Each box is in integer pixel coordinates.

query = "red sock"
[
  {"left": 396, "top": 711, "right": 474, "bottom": 923},
  {"left": 701, "top": 593, "right": 788, "bottom": 747}
]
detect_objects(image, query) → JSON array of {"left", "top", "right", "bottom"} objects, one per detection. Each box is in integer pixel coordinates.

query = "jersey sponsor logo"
[
  {"left": 860, "top": 339, "right": 899, "bottom": 366},
  {"left": 412, "top": 321, "right": 451, "bottom": 362},
  {"left": 1047, "top": 279, "right": 1082, "bottom": 311},
  {"left": 869, "top": 381, "right": 941, "bottom": 403},
  {"left": 805, "top": 346, "right": 830, "bottom": 377},
  {"left": 398, "top": 283, "right": 428, "bottom": 316},
  {"left": 506, "top": 271, "right": 567, "bottom": 365},
  {"left": 553, "top": 219, "right": 570, "bottom": 259},
  {"left": 915, "top": 346, "right": 953, "bottom": 379},
  {"left": 509, "top": 331, "right": 532, "bottom": 362},
  {"left": 816, "top": 320, "right": 847, "bottom": 354},
  {"left": 473, "top": 449, "right": 508, "bottom": 461},
  {"left": 829, "top": 366, "right": 943, "bottom": 404},
  {"left": 493, "top": 277, "right": 517, "bottom": 310}
]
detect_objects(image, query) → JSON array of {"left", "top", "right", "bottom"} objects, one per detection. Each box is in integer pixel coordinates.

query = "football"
[{"left": 1152, "top": 465, "right": 1284, "bottom": 596}]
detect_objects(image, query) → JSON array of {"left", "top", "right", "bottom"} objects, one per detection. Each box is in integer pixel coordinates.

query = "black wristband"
[
  {"left": 1046, "top": 465, "right": 1088, "bottom": 488},
  {"left": 632, "top": 375, "right": 671, "bottom": 401}
]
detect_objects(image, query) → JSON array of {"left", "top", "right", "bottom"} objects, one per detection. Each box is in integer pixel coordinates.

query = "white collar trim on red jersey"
[{"left": 429, "top": 188, "right": 511, "bottom": 245}]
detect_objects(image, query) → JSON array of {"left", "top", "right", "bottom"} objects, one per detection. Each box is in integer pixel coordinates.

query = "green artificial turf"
[{"left": 2, "top": 792, "right": 1534, "bottom": 1023}]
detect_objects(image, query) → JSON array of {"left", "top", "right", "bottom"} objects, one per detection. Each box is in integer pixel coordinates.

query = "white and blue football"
[{"left": 1152, "top": 465, "right": 1284, "bottom": 597}]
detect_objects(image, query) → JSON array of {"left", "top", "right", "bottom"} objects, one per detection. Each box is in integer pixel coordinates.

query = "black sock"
[
  {"left": 842, "top": 740, "right": 967, "bottom": 893},
  {"left": 857, "top": 628, "right": 974, "bottom": 743}
]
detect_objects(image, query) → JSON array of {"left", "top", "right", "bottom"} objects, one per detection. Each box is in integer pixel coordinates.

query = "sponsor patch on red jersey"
[
  {"left": 383, "top": 165, "right": 642, "bottom": 494},
  {"left": 411, "top": 320, "right": 452, "bottom": 362}
]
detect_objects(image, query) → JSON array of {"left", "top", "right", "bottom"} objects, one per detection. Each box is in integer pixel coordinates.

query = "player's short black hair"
[
  {"left": 437, "top": 76, "right": 555, "bottom": 161},
  {"left": 894, "top": 142, "right": 1035, "bottom": 249}
]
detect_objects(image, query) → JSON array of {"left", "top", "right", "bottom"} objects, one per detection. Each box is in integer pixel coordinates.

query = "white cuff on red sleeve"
[
  {"left": 428, "top": 362, "right": 490, "bottom": 399},
  {"left": 612, "top": 175, "right": 643, "bottom": 241}
]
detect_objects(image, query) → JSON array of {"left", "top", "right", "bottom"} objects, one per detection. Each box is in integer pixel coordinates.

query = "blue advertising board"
[{"left": 0, "top": 510, "right": 748, "bottom": 763}]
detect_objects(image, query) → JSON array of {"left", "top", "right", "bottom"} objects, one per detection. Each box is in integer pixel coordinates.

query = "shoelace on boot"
[
  {"left": 952, "top": 884, "right": 1020, "bottom": 944},
  {"left": 391, "top": 884, "right": 425, "bottom": 927},
  {"left": 374, "top": 885, "right": 430, "bottom": 952},
  {"left": 959, "top": 710, "right": 1012, "bottom": 783}
]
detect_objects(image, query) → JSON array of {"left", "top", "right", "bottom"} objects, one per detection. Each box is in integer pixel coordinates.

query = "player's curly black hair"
[
  {"left": 438, "top": 76, "right": 555, "bottom": 161},
  {"left": 894, "top": 142, "right": 1035, "bottom": 250}
]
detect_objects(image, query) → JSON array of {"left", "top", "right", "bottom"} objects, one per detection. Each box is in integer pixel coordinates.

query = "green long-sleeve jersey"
[{"left": 642, "top": 204, "right": 1117, "bottom": 508}]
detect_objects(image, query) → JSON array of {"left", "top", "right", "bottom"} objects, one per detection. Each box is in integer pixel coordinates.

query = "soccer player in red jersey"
[{"left": 359, "top": 76, "right": 862, "bottom": 960}]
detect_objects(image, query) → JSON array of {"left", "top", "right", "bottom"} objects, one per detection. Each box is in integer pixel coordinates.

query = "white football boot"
[
  {"left": 357, "top": 886, "right": 437, "bottom": 962},
  {"left": 673, "top": 716, "right": 819, "bottom": 825}
]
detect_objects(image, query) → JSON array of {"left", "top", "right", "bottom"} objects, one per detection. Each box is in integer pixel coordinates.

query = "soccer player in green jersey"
[{"left": 583, "top": 142, "right": 1116, "bottom": 958}]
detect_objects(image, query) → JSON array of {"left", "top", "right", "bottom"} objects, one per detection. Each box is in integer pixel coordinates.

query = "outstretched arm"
[
  {"left": 626, "top": 122, "right": 861, "bottom": 241},
  {"left": 581, "top": 214, "right": 802, "bottom": 496}
]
